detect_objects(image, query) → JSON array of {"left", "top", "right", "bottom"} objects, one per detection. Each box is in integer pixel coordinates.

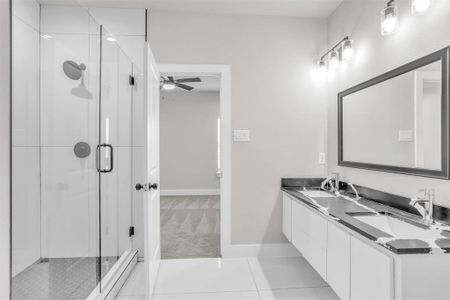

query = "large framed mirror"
[{"left": 338, "top": 47, "right": 450, "bottom": 179}]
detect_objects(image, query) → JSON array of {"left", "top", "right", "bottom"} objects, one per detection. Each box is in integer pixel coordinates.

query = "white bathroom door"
[{"left": 143, "top": 42, "right": 161, "bottom": 299}]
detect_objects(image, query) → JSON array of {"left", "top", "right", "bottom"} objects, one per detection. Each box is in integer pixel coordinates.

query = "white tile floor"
[{"left": 116, "top": 257, "right": 339, "bottom": 300}]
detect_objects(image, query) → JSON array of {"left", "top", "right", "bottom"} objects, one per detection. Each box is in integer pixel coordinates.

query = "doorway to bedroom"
[{"left": 159, "top": 73, "right": 222, "bottom": 259}]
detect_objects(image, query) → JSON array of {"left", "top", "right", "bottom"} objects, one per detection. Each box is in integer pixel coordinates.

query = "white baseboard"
[
  {"left": 161, "top": 189, "right": 220, "bottom": 196},
  {"left": 222, "top": 243, "right": 301, "bottom": 258}
]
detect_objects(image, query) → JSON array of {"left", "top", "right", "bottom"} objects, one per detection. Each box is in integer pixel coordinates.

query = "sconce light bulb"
[
  {"left": 318, "top": 60, "right": 327, "bottom": 76},
  {"left": 342, "top": 39, "right": 354, "bottom": 60},
  {"left": 381, "top": 1, "right": 399, "bottom": 35},
  {"left": 412, "top": 0, "right": 431, "bottom": 15},
  {"left": 329, "top": 50, "right": 340, "bottom": 70}
]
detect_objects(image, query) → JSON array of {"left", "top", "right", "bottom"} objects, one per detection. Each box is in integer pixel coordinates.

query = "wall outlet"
[
  {"left": 233, "top": 129, "right": 250, "bottom": 142},
  {"left": 398, "top": 130, "right": 414, "bottom": 142},
  {"left": 319, "top": 152, "right": 326, "bottom": 165}
]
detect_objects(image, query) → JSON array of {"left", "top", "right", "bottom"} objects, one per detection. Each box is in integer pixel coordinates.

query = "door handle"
[
  {"left": 96, "top": 143, "right": 114, "bottom": 173},
  {"left": 148, "top": 183, "right": 158, "bottom": 190},
  {"left": 135, "top": 183, "right": 145, "bottom": 191}
]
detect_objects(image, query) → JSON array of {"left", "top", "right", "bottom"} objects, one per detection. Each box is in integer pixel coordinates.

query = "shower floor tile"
[{"left": 12, "top": 256, "right": 118, "bottom": 300}]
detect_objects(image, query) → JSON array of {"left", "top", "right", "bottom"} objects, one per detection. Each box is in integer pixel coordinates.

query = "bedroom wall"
[{"left": 160, "top": 90, "right": 220, "bottom": 193}]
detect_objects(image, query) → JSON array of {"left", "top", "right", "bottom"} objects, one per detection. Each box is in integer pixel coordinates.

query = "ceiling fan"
[{"left": 160, "top": 76, "right": 202, "bottom": 91}]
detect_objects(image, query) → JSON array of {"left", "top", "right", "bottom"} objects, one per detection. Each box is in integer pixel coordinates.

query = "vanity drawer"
[
  {"left": 291, "top": 200, "right": 327, "bottom": 279},
  {"left": 295, "top": 201, "right": 327, "bottom": 249}
]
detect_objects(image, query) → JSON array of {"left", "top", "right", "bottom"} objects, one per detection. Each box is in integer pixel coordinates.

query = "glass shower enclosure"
[{"left": 11, "top": 1, "right": 144, "bottom": 298}]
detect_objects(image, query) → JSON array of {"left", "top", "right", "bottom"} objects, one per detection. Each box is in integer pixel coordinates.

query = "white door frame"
[{"left": 158, "top": 64, "right": 232, "bottom": 257}]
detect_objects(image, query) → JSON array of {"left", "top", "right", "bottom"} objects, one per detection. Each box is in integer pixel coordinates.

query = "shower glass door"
[
  {"left": 98, "top": 25, "right": 134, "bottom": 286},
  {"left": 11, "top": 2, "right": 139, "bottom": 298}
]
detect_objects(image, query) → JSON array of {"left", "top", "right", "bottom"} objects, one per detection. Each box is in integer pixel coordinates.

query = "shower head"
[{"left": 63, "top": 60, "right": 86, "bottom": 80}]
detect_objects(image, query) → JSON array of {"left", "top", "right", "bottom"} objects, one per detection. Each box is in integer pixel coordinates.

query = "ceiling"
[{"left": 40, "top": 0, "right": 344, "bottom": 18}]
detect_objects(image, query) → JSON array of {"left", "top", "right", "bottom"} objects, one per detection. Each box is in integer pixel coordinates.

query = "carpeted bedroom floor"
[{"left": 160, "top": 195, "right": 221, "bottom": 259}]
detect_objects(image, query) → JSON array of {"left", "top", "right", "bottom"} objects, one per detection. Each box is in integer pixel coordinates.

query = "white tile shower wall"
[
  {"left": 13, "top": 0, "right": 40, "bottom": 30},
  {"left": 39, "top": 5, "right": 137, "bottom": 258},
  {"left": 326, "top": 0, "right": 450, "bottom": 207},
  {"left": 88, "top": 8, "right": 146, "bottom": 67},
  {"left": 40, "top": 5, "right": 100, "bottom": 258},
  {"left": 41, "top": 146, "right": 98, "bottom": 258},
  {"left": 0, "top": 1, "right": 11, "bottom": 296},
  {"left": 12, "top": 0, "right": 41, "bottom": 276},
  {"left": 12, "top": 148, "right": 41, "bottom": 276}
]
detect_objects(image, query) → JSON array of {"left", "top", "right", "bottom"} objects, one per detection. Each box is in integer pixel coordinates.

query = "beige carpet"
[{"left": 160, "top": 195, "right": 221, "bottom": 259}]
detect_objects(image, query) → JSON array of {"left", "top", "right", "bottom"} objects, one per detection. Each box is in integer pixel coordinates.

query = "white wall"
[
  {"left": 0, "top": 0, "right": 11, "bottom": 297},
  {"left": 327, "top": 0, "right": 450, "bottom": 207},
  {"left": 148, "top": 12, "right": 328, "bottom": 244},
  {"left": 12, "top": 0, "right": 41, "bottom": 276},
  {"left": 160, "top": 90, "right": 220, "bottom": 192}
]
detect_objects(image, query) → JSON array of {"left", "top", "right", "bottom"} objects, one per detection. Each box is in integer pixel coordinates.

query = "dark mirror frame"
[{"left": 338, "top": 47, "right": 450, "bottom": 180}]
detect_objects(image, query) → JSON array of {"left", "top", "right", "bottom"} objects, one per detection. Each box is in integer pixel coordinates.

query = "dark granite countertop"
[{"left": 281, "top": 178, "right": 450, "bottom": 255}]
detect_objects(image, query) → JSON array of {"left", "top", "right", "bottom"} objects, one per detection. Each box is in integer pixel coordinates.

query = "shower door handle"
[{"left": 96, "top": 144, "right": 114, "bottom": 173}]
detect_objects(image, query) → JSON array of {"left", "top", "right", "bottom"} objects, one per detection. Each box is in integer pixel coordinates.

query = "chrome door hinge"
[
  {"left": 129, "top": 226, "right": 135, "bottom": 237},
  {"left": 129, "top": 75, "right": 135, "bottom": 86}
]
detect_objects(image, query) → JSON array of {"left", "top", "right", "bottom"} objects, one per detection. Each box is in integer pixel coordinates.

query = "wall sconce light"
[
  {"left": 381, "top": 0, "right": 399, "bottom": 35},
  {"left": 342, "top": 38, "right": 354, "bottom": 60},
  {"left": 412, "top": 0, "right": 432, "bottom": 15},
  {"left": 329, "top": 50, "right": 340, "bottom": 70},
  {"left": 316, "top": 36, "right": 354, "bottom": 76},
  {"left": 317, "top": 59, "right": 327, "bottom": 76}
]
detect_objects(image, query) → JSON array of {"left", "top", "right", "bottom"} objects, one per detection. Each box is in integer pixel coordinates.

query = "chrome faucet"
[
  {"left": 410, "top": 188, "right": 435, "bottom": 225},
  {"left": 347, "top": 183, "right": 361, "bottom": 200},
  {"left": 321, "top": 172, "right": 340, "bottom": 193}
]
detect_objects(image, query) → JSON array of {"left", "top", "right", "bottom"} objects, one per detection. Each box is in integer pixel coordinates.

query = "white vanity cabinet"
[
  {"left": 282, "top": 193, "right": 292, "bottom": 242},
  {"left": 327, "top": 222, "right": 351, "bottom": 300},
  {"left": 282, "top": 191, "right": 450, "bottom": 300},
  {"left": 350, "top": 237, "right": 394, "bottom": 300}
]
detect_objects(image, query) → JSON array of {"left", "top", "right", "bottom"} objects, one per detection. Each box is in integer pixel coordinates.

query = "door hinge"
[
  {"left": 129, "top": 226, "right": 135, "bottom": 237},
  {"left": 129, "top": 75, "right": 135, "bottom": 86}
]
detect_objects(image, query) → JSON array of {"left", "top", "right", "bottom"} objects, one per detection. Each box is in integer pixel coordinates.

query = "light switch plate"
[
  {"left": 233, "top": 130, "right": 250, "bottom": 142},
  {"left": 319, "top": 152, "right": 326, "bottom": 165}
]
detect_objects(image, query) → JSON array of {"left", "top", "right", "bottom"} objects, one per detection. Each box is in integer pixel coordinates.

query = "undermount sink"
[
  {"left": 352, "top": 213, "right": 442, "bottom": 240},
  {"left": 300, "top": 190, "right": 336, "bottom": 198}
]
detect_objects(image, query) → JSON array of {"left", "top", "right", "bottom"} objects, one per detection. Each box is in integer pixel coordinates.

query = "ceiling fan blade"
[
  {"left": 175, "top": 77, "right": 202, "bottom": 83},
  {"left": 176, "top": 83, "right": 194, "bottom": 91}
]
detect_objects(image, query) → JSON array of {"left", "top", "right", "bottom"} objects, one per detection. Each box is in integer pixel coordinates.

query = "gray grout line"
[{"left": 245, "top": 258, "right": 262, "bottom": 300}]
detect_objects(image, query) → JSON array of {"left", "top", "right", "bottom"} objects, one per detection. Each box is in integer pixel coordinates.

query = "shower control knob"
[
  {"left": 148, "top": 183, "right": 158, "bottom": 190},
  {"left": 135, "top": 183, "right": 145, "bottom": 191}
]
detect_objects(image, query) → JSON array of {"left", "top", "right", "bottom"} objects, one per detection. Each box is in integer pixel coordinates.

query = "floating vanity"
[{"left": 281, "top": 178, "right": 450, "bottom": 300}]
